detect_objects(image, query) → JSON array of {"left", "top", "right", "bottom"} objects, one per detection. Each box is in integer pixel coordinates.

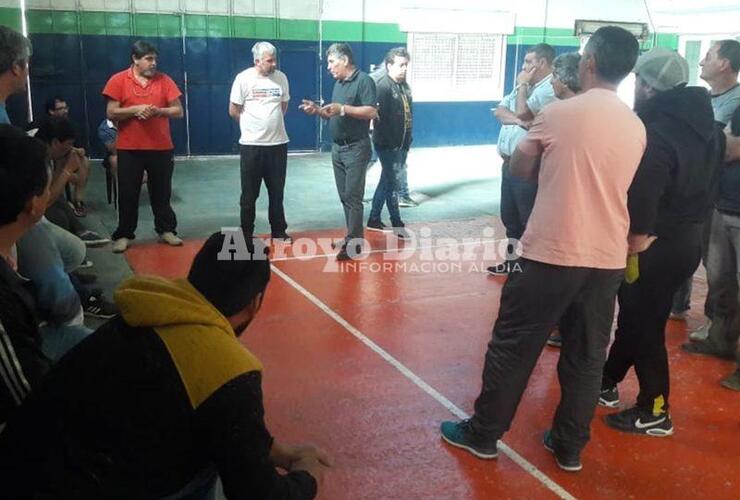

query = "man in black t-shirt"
[{"left": 300, "top": 43, "right": 377, "bottom": 261}]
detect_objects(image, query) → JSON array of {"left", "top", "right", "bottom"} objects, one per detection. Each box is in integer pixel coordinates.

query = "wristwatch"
[{"left": 340, "top": 105, "right": 346, "bottom": 117}]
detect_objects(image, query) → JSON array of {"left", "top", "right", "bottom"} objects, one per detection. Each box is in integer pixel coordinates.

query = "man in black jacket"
[
  {"left": 0, "top": 125, "right": 52, "bottom": 430},
  {"left": 367, "top": 47, "right": 412, "bottom": 237},
  {"left": 0, "top": 231, "right": 330, "bottom": 498},
  {"left": 599, "top": 48, "right": 725, "bottom": 435}
]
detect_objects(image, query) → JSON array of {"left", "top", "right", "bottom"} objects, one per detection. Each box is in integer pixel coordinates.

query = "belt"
[{"left": 334, "top": 137, "right": 362, "bottom": 146}]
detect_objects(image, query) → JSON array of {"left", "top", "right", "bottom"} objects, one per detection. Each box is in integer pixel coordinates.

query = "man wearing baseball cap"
[{"left": 599, "top": 48, "right": 726, "bottom": 435}]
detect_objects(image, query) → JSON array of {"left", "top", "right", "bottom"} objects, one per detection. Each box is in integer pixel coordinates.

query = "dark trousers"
[
  {"left": 113, "top": 150, "right": 177, "bottom": 240},
  {"left": 671, "top": 210, "right": 714, "bottom": 316},
  {"left": 603, "top": 226, "right": 702, "bottom": 413},
  {"left": 471, "top": 259, "right": 623, "bottom": 454},
  {"left": 239, "top": 143, "right": 288, "bottom": 237},
  {"left": 332, "top": 138, "right": 371, "bottom": 240},
  {"left": 46, "top": 197, "right": 85, "bottom": 235},
  {"left": 500, "top": 159, "right": 538, "bottom": 240}
]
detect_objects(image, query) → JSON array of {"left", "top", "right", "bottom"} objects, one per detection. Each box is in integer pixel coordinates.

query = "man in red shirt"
[{"left": 102, "top": 40, "right": 184, "bottom": 253}]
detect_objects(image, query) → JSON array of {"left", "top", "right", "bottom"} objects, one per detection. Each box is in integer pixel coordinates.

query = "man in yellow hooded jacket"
[{"left": 0, "top": 231, "right": 330, "bottom": 498}]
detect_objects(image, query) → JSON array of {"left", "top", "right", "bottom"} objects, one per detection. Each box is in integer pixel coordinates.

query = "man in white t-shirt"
[{"left": 229, "top": 41, "right": 291, "bottom": 242}]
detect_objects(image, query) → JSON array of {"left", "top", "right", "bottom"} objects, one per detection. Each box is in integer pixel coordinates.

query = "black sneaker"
[
  {"left": 543, "top": 430, "right": 582, "bottom": 472},
  {"left": 336, "top": 243, "right": 362, "bottom": 262},
  {"left": 367, "top": 220, "right": 391, "bottom": 232},
  {"left": 546, "top": 330, "right": 562, "bottom": 348},
  {"left": 271, "top": 232, "right": 293, "bottom": 244},
  {"left": 78, "top": 230, "right": 110, "bottom": 247},
  {"left": 603, "top": 407, "right": 673, "bottom": 437},
  {"left": 598, "top": 385, "right": 620, "bottom": 408},
  {"left": 83, "top": 294, "right": 118, "bottom": 319},
  {"left": 487, "top": 263, "right": 510, "bottom": 276},
  {"left": 440, "top": 419, "right": 498, "bottom": 459}
]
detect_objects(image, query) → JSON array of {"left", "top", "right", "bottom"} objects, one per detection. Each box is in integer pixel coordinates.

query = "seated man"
[
  {"left": 27, "top": 96, "right": 91, "bottom": 216},
  {"left": 0, "top": 125, "right": 52, "bottom": 429},
  {"left": 34, "top": 117, "right": 108, "bottom": 246},
  {"left": 0, "top": 231, "right": 330, "bottom": 498}
]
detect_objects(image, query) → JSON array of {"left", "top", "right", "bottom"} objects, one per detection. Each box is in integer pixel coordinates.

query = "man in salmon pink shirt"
[
  {"left": 102, "top": 40, "right": 184, "bottom": 253},
  {"left": 441, "top": 27, "right": 646, "bottom": 473}
]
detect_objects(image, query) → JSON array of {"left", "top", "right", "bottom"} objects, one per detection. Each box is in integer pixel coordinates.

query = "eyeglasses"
[{"left": 54, "top": 106, "right": 69, "bottom": 112}]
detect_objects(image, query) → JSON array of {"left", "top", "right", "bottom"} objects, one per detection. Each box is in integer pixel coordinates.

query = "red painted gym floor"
[{"left": 126, "top": 218, "right": 740, "bottom": 500}]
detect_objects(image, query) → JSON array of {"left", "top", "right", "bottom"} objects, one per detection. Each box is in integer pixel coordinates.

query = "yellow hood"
[
  {"left": 115, "top": 275, "right": 233, "bottom": 334},
  {"left": 114, "top": 276, "right": 263, "bottom": 409}
]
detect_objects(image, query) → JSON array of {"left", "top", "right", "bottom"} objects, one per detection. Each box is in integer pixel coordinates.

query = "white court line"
[
  {"left": 270, "top": 237, "right": 505, "bottom": 263},
  {"left": 271, "top": 265, "right": 577, "bottom": 500}
]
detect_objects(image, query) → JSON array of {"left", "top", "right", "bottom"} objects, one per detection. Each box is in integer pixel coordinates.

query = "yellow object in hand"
[{"left": 625, "top": 254, "right": 639, "bottom": 284}]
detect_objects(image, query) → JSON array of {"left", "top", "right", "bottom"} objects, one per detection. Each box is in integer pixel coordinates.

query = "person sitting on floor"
[{"left": 0, "top": 231, "right": 330, "bottom": 499}]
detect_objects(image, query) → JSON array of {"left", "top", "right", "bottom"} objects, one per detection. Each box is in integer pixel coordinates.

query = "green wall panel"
[
  {"left": 26, "top": 10, "right": 54, "bottom": 33},
  {"left": 0, "top": 7, "right": 22, "bottom": 30},
  {"left": 185, "top": 14, "right": 207, "bottom": 37},
  {"left": 364, "top": 23, "right": 405, "bottom": 43},
  {"left": 158, "top": 15, "right": 181, "bottom": 37},
  {"left": 232, "top": 16, "right": 256, "bottom": 38},
  {"left": 254, "top": 17, "right": 277, "bottom": 39},
  {"left": 107, "top": 12, "right": 132, "bottom": 36},
  {"left": 512, "top": 27, "right": 580, "bottom": 47},
  {"left": 207, "top": 15, "right": 229, "bottom": 38},
  {"left": 322, "top": 20, "right": 362, "bottom": 42},
  {"left": 134, "top": 13, "right": 158, "bottom": 36},
  {"left": 80, "top": 11, "right": 106, "bottom": 35},
  {"left": 278, "top": 19, "right": 318, "bottom": 41}
]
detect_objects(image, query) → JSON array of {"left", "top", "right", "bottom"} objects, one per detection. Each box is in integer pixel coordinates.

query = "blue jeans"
[
  {"left": 42, "top": 218, "right": 86, "bottom": 273},
  {"left": 397, "top": 161, "right": 410, "bottom": 199},
  {"left": 40, "top": 324, "right": 92, "bottom": 362},
  {"left": 369, "top": 148, "right": 406, "bottom": 226}
]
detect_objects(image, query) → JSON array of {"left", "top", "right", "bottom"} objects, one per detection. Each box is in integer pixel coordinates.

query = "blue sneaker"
[
  {"left": 543, "top": 430, "right": 582, "bottom": 472},
  {"left": 440, "top": 419, "right": 498, "bottom": 459}
]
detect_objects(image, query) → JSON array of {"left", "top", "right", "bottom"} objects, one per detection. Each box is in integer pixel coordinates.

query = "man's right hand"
[
  {"left": 134, "top": 104, "right": 157, "bottom": 120},
  {"left": 299, "top": 99, "right": 319, "bottom": 116}
]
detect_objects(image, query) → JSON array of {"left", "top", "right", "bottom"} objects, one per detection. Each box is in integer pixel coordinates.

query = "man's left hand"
[
  {"left": 320, "top": 103, "right": 342, "bottom": 117},
  {"left": 628, "top": 233, "right": 657, "bottom": 254}
]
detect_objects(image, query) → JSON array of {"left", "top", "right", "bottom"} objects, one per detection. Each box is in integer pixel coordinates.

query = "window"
[{"left": 407, "top": 32, "right": 506, "bottom": 102}]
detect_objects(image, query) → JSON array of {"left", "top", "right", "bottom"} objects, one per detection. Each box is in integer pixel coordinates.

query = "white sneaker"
[
  {"left": 159, "top": 232, "right": 183, "bottom": 246},
  {"left": 112, "top": 238, "right": 129, "bottom": 253},
  {"left": 689, "top": 319, "right": 711, "bottom": 342}
]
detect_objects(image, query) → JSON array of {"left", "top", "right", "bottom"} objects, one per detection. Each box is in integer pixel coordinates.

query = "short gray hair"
[
  {"left": 552, "top": 52, "right": 581, "bottom": 93},
  {"left": 326, "top": 43, "right": 354, "bottom": 65},
  {"left": 0, "top": 26, "right": 32, "bottom": 74},
  {"left": 252, "top": 41, "right": 276, "bottom": 61}
]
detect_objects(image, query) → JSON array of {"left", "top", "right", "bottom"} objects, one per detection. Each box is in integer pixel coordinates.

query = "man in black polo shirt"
[{"left": 300, "top": 43, "right": 377, "bottom": 261}]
